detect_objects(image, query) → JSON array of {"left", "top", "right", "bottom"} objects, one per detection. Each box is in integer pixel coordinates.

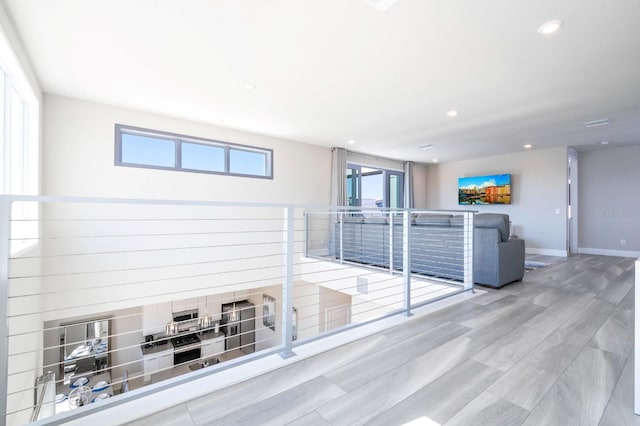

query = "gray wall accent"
[
  {"left": 424, "top": 147, "right": 568, "bottom": 254},
  {"left": 578, "top": 145, "right": 640, "bottom": 254}
]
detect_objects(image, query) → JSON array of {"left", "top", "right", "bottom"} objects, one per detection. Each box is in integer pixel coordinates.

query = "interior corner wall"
[
  {"left": 578, "top": 145, "right": 640, "bottom": 256},
  {"left": 42, "top": 94, "right": 331, "bottom": 205},
  {"left": 424, "top": 146, "right": 568, "bottom": 255}
]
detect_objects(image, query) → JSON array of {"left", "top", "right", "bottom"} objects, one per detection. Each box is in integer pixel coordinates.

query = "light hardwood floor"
[{"left": 125, "top": 254, "right": 638, "bottom": 425}]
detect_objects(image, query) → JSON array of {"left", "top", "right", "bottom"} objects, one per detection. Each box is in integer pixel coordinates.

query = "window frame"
[
  {"left": 346, "top": 163, "right": 404, "bottom": 209},
  {"left": 115, "top": 124, "right": 274, "bottom": 179}
]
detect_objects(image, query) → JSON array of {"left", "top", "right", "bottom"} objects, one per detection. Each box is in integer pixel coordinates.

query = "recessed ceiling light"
[
  {"left": 347, "top": 140, "right": 356, "bottom": 145},
  {"left": 432, "top": 159, "right": 439, "bottom": 163},
  {"left": 537, "top": 20, "right": 563, "bottom": 35},
  {"left": 600, "top": 141, "right": 610, "bottom": 145},
  {"left": 366, "top": 0, "right": 400, "bottom": 12},
  {"left": 244, "top": 83, "right": 256, "bottom": 90},
  {"left": 523, "top": 144, "right": 533, "bottom": 149},
  {"left": 420, "top": 144, "right": 435, "bottom": 150},
  {"left": 446, "top": 110, "right": 458, "bottom": 117}
]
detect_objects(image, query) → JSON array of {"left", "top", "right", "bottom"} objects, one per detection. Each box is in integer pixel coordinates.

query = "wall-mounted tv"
[{"left": 458, "top": 173, "right": 511, "bottom": 205}]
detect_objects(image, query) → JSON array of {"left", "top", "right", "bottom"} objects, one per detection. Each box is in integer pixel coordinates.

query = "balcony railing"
[{"left": 0, "top": 195, "right": 474, "bottom": 425}]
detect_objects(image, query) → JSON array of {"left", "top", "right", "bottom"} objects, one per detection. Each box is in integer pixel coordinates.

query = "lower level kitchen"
[{"left": 41, "top": 282, "right": 353, "bottom": 412}]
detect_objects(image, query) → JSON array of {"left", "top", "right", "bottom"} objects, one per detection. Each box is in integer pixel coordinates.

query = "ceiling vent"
[
  {"left": 365, "top": 0, "right": 400, "bottom": 12},
  {"left": 582, "top": 118, "right": 610, "bottom": 128}
]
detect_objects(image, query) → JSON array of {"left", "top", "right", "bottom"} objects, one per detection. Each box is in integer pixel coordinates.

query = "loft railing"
[
  {"left": 0, "top": 195, "right": 475, "bottom": 425},
  {"left": 305, "top": 207, "right": 475, "bottom": 289}
]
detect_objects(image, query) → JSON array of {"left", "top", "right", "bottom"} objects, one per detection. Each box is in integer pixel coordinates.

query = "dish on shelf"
[
  {"left": 92, "top": 380, "right": 109, "bottom": 392},
  {"left": 92, "top": 393, "right": 112, "bottom": 402},
  {"left": 55, "top": 393, "right": 67, "bottom": 403},
  {"left": 70, "top": 377, "right": 89, "bottom": 388}
]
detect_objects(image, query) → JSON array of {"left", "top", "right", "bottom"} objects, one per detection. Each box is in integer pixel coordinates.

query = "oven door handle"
[{"left": 174, "top": 343, "right": 201, "bottom": 354}]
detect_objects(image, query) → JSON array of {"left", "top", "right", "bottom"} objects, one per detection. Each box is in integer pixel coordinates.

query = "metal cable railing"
[{"left": 0, "top": 196, "right": 474, "bottom": 425}]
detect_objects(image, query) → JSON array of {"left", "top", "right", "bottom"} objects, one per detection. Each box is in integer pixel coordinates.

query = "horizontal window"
[
  {"left": 121, "top": 133, "right": 176, "bottom": 167},
  {"left": 115, "top": 124, "right": 273, "bottom": 179}
]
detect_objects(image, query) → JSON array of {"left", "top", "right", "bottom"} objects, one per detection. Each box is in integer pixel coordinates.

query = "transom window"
[{"left": 115, "top": 125, "right": 273, "bottom": 179}]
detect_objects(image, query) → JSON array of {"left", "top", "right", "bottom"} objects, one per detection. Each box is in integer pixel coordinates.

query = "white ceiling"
[{"left": 5, "top": 0, "right": 640, "bottom": 163}]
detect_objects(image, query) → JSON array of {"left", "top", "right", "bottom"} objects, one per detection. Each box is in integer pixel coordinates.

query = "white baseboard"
[
  {"left": 578, "top": 247, "right": 640, "bottom": 258},
  {"left": 525, "top": 248, "right": 568, "bottom": 257}
]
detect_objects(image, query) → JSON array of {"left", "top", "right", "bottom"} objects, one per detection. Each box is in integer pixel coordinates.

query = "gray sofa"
[{"left": 335, "top": 212, "right": 525, "bottom": 288}]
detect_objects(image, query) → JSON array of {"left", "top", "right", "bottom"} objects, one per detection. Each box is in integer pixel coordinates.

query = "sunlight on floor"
[{"left": 402, "top": 416, "right": 441, "bottom": 425}]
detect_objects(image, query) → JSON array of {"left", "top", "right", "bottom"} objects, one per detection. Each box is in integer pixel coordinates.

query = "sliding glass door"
[{"left": 346, "top": 164, "right": 404, "bottom": 210}]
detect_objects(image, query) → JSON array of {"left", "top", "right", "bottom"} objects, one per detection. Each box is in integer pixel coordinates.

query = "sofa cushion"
[
  {"left": 474, "top": 213, "right": 510, "bottom": 241},
  {"left": 414, "top": 214, "right": 452, "bottom": 226}
]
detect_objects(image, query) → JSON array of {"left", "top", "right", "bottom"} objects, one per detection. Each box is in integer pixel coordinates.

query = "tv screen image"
[{"left": 458, "top": 173, "right": 511, "bottom": 205}]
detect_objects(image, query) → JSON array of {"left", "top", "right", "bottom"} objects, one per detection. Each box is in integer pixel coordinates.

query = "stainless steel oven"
[
  {"left": 173, "top": 345, "right": 201, "bottom": 365},
  {"left": 171, "top": 333, "right": 201, "bottom": 365}
]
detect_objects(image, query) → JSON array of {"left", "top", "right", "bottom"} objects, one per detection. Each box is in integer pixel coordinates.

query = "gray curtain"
[
  {"left": 404, "top": 161, "right": 414, "bottom": 209},
  {"left": 330, "top": 147, "right": 347, "bottom": 207}
]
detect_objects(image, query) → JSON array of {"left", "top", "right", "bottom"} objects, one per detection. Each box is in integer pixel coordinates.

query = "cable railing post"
[
  {"left": 0, "top": 197, "right": 12, "bottom": 423},
  {"left": 280, "top": 206, "right": 295, "bottom": 359},
  {"left": 402, "top": 209, "right": 413, "bottom": 317},
  {"left": 304, "top": 212, "right": 309, "bottom": 258},
  {"left": 339, "top": 210, "right": 344, "bottom": 264},
  {"left": 388, "top": 210, "right": 394, "bottom": 274},
  {"left": 464, "top": 211, "right": 475, "bottom": 292}
]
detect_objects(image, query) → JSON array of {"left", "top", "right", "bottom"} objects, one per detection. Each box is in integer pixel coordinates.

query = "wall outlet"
[{"left": 620, "top": 239, "right": 626, "bottom": 246}]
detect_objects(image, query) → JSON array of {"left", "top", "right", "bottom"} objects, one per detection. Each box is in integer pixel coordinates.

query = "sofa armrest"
[{"left": 495, "top": 237, "right": 525, "bottom": 286}]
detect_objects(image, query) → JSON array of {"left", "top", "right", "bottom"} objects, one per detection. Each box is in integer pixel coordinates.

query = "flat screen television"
[{"left": 458, "top": 173, "right": 511, "bottom": 205}]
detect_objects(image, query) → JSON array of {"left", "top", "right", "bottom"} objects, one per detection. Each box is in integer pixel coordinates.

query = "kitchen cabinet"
[
  {"left": 143, "top": 302, "right": 172, "bottom": 334},
  {"left": 143, "top": 349, "right": 173, "bottom": 383},
  {"left": 172, "top": 297, "right": 199, "bottom": 313},
  {"left": 142, "top": 304, "right": 159, "bottom": 335},
  {"left": 202, "top": 335, "right": 225, "bottom": 358}
]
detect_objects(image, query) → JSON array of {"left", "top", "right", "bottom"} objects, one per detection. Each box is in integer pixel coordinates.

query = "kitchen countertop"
[{"left": 140, "top": 339, "right": 173, "bottom": 356}]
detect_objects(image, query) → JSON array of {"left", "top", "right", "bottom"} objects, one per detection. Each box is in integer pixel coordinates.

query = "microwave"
[{"left": 173, "top": 309, "right": 198, "bottom": 322}]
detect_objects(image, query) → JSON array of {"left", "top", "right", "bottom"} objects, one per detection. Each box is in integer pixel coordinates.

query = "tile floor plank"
[
  {"left": 327, "top": 321, "right": 470, "bottom": 392},
  {"left": 187, "top": 333, "right": 388, "bottom": 424},
  {"left": 599, "top": 353, "right": 640, "bottom": 426},
  {"left": 209, "top": 377, "right": 344, "bottom": 426},
  {"left": 367, "top": 359, "right": 502, "bottom": 425},
  {"left": 484, "top": 328, "right": 593, "bottom": 410},
  {"left": 522, "top": 346, "right": 625, "bottom": 426},
  {"left": 445, "top": 391, "right": 530, "bottom": 426},
  {"left": 588, "top": 307, "right": 634, "bottom": 358},
  {"left": 319, "top": 336, "right": 487, "bottom": 425}
]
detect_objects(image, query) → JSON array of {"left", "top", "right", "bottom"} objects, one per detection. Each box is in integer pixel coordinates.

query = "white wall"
[
  {"left": 425, "top": 147, "right": 568, "bottom": 255},
  {"left": 578, "top": 145, "right": 640, "bottom": 256},
  {"left": 43, "top": 94, "right": 331, "bottom": 204},
  {"left": 0, "top": 4, "right": 43, "bottom": 424}
]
